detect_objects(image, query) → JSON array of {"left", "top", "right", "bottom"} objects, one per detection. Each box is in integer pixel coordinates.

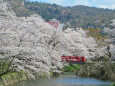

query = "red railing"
[{"left": 61, "top": 56, "right": 85, "bottom": 62}]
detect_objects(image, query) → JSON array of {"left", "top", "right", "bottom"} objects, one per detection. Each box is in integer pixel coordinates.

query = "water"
[{"left": 9, "top": 75, "right": 111, "bottom": 86}]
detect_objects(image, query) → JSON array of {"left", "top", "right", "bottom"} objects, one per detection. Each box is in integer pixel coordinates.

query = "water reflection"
[{"left": 9, "top": 76, "right": 111, "bottom": 86}]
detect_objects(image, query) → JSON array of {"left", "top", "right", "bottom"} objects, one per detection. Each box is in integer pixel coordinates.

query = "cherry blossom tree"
[
  {"left": 104, "top": 20, "right": 115, "bottom": 59},
  {"left": 0, "top": 2, "right": 108, "bottom": 78}
]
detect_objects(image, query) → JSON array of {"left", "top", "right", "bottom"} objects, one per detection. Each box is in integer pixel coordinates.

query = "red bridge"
[
  {"left": 61, "top": 56, "right": 85, "bottom": 64},
  {"left": 47, "top": 22, "right": 60, "bottom": 29}
]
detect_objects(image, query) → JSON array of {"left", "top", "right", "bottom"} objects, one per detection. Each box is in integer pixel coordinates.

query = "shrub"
[
  {"left": 111, "top": 82, "right": 115, "bottom": 86},
  {"left": 62, "top": 64, "right": 81, "bottom": 72}
]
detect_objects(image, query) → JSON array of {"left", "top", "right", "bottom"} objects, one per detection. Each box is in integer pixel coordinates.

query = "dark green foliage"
[
  {"left": 62, "top": 64, "right": 81, "bottom": 72},
  {"left": 78, "top": 63, "right": 115, "bottom": 81},
  {"left": 111, "top": 82, "right": 115, "bottom": 86},
  {"left": 6, "top": 0, "right": 34, "bottom": 17}
]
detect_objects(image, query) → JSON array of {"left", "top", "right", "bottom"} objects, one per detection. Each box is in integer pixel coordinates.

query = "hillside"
[{"left": 6, "top": 0, "right": 115, "bottom": 29}]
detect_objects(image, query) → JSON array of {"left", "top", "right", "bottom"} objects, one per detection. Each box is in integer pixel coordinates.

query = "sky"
[{"left": 29, "top": 0, "right": 115, "bottom": 9}]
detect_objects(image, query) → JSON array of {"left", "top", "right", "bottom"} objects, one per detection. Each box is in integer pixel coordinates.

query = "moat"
[{"left": 8, "top": 75, "right": 111, "bottom": 86}]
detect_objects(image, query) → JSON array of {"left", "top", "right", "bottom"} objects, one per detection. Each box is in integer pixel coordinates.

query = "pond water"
[{"left": 9, "top": 75, "right": 111, "bottom": 86}]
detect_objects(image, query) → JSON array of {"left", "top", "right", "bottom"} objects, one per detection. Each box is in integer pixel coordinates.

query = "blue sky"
[{"left": 29, "top": 0, "right": 115, "bottom": 9}]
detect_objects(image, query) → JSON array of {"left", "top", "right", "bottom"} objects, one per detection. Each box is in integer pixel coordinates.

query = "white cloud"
[
  {"left": 74, "top": 0, "right": 91, "bottom": 6},
  {"left": 95, "top": 0, "right": 115, "bottom": 9},
  {"left": 96, "top": 0, "right": 115, "bottom": 4},
  {"left": 31, "top": 0, "right": 115, "bottom": 9},
  {"left": 46, "top": 0, "right": 68, "bottom": 5},
  {"left": 36, "top": 0, "right": 92, "bottom": 7},
  {"left": 93, "top": 0, "right": 97, "bottom": 3},
  {"left": 47, "top": 0, "right": 62, "bottom": 4},
  {"left": 98, "top": 5, "right": 115, "bottom": 9}
]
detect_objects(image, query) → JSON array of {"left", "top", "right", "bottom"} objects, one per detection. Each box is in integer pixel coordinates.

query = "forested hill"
[{"left": 6, "top": 0, "right": 115, "bottom": 29}]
